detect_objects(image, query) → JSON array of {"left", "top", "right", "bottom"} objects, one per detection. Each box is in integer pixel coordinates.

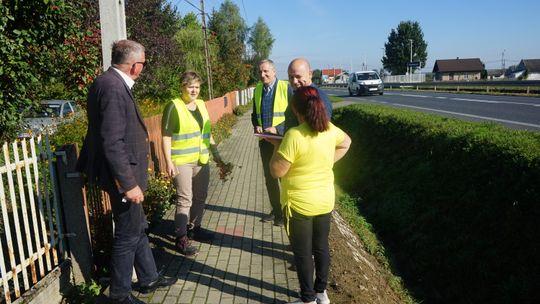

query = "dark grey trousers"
[{"left": 107, "top": 187, "right": 158, "bottom": 300}]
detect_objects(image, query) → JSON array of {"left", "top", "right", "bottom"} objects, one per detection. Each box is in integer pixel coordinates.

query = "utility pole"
[
  {"left": 200, "top": 0, "right": 213, "bottom": 100},
  {"left": 502, "top": 49, "right": 506, "bottom": 74},
  {"left": 409, "top": 39, "right": 413, "bottom": 81},
  {"left": 98, "top": 0, "right": 127, "bottom": 70}
]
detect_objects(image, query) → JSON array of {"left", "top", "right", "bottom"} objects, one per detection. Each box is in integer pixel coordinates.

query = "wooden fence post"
[{"left": 55, "top": 144, "right": 93, "bottom": 284}]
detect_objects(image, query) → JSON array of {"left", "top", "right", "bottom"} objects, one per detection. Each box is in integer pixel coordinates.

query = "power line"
[
  {"left": 182, "top": 0, "right": 200, "bottom": 11},
  {"left": 174, "top": 0, "right": 214, "bottom": 99},
  {"left": 241, "top": 0, "right": 249, "bottom": 25}
]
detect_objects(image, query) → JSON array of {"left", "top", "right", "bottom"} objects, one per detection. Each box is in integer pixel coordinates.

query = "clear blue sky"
[{"left": 169, "top": 0, "right": 540, "bottom": 79}]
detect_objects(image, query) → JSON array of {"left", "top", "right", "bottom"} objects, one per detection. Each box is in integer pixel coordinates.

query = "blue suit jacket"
[{"left": 77, "top": 68, "right": 149, "bottom": 193}]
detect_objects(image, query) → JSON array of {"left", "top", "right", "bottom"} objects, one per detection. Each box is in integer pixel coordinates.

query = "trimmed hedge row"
[{"left": 333, "top": 104, "right": 540, "bottom": 304}]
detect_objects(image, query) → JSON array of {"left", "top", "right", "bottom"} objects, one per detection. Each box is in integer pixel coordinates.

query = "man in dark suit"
[{"left": 77, "top": 40, "right": 176, "bottom": 304}]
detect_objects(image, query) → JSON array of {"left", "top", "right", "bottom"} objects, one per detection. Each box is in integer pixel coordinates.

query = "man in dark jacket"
[
  {"left": 77, "top": 40, "right": 176, "bottom": 304},
  {"left": 285, "top": 58, "right": 333, "bottom": 132}
]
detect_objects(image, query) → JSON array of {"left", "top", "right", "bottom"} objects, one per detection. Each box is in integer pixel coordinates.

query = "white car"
[
  {"left": 22, "top": 100, "right": 77, "bottom": 136},
  {"left": 347, "top": 71, "right": 384, "bottom": 96}
]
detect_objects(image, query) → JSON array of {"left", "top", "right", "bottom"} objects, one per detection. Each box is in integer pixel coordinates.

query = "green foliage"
[
  {"left": 247, "top": 17, "right": 275, "bottom": 84},
  {"left": 50, "top": 110, "right": 88, "bottom": 148},
  {"left": 335, "top": 192, "right": 414, "bottom": 304},
  {"left": 212, "top": 113, "right": 238, "bottom": 144},
  {"left": 382, "top": 20, "right": 428, "bottom": 75},
  {"left": 174, "top": 12, "right": 219, "bottom": 100},
  {"left": 328, "top": 95, "right": 343, "bottom": 103},
  {"left": 333, "top": 104, "right": 540, "bottom": 303},
  {"left": 232, "top": 102, "right": 252, "bottom": 116},
  {"left": 138, "top": 98, "right": 166, "bottom": 117},
  {"left": 126, "top": 0, "right": 184, "bottom": 103},
  {"left": 0, "top": 0, "right": 100, "bottom": 141},
  {"left": 64, "top": 279, "right": 102, "bottom": 304},
  {"left": 311, "top": 69, "right": 322, "bottom": 85},
  {"left": 208, "top": 0, "right": 250, "bottom": 96},
  {"left": 144, "top": 169, "right": 175, "bottom": 226}
]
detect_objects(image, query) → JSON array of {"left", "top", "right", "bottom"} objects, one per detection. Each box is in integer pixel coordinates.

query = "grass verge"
[{"left": 335, "top": 190, "right": 415, "bottom": 304}]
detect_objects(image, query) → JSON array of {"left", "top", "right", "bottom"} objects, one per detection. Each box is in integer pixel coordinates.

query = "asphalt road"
[{"left": 323, "top": 88, "right": 540, "bottom": 132}]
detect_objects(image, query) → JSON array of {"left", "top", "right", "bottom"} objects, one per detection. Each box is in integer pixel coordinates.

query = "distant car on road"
[
  {"left": 347, "top": 71, "right": 384, "bottom": 96},
  {"left": 22, "top": 100, "right": 77, "bottom": 136}
]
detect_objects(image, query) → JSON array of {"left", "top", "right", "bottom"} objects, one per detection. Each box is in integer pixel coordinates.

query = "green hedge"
[{"left": 333, "top": 104, "right": 540, "bottom": 303}]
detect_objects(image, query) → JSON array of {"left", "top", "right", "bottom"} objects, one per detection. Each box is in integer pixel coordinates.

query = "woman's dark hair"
[{"left": 292, "top": 86, "right": 329, "bottom": 132}]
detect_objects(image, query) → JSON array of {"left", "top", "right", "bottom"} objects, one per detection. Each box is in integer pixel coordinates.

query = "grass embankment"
[{"left": 333, "top": 104, "right": 540, "bottom": 303}]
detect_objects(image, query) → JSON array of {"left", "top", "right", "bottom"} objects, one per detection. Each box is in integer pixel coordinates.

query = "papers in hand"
[{"left": 253, "top": 132, "right": 283, "bottom": 140}]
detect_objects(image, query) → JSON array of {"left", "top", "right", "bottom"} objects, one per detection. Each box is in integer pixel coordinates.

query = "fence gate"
[{"left": 0, "top": 135, "right": 66, "bottom": 304}]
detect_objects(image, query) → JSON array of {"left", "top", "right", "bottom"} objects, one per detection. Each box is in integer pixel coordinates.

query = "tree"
[
  {"left": 126, "top": 0, "right": 184, "bottom": 103},
  {"left": 382, "top": 21, "right": 428, "bottom": 75},
  {"left": 174, "top": 12, "right": 219, "bottom": 99},
  {"left": 208, "top": 0, "right": 250, "bottom": 96},
  {"left": 247, "top": 17, "right": 274, "bottom": 84},
  {"left": 312, "top": 69, "right": 322, "bottom": 85}
]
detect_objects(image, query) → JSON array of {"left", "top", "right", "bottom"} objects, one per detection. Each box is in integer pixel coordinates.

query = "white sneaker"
[
  {"left": 316, "top": 290, "right": 330, "bottom": 304},
  {"left": 288, "top": 299, "right": 316, "bottom": 304}
]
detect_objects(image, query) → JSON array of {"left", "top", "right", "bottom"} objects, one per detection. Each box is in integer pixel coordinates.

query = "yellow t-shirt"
[{"left": 277, "top": 122, "right": 346, "bottom": 216}]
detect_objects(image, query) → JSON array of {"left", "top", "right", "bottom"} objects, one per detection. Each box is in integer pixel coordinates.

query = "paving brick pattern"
[{"left": 139, "top": 113, "right": 298, "bottom": 303}]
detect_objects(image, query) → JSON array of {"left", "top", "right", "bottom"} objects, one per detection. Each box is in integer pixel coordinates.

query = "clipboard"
[{"left": 253, "top": 133, "right": 283, "bottom": 140}]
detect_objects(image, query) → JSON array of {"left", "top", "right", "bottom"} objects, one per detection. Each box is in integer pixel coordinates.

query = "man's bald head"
[{"left": 288, "top": 58, "right": 313, "bottom": 90}]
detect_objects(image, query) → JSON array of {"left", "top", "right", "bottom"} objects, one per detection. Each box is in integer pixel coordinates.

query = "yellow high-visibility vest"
[
  {"left": 170, "top": 98, "right": 211, "bottom": 165},
  {"left": 254, "top": 80, "right": 288, "bottom": 127}
]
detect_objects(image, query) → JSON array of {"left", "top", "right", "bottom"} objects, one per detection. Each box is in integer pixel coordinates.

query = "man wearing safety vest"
[
  {"left": 251, "top": 59, "right": 291, "bottom": 226},
  {"left": 162, "top": 71, "right": 223, "bottom": 256}
]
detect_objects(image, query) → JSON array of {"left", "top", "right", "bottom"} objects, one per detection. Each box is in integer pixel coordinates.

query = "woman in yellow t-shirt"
[{"left": 267, "top": 86, "right": 351, "bottom": 304}]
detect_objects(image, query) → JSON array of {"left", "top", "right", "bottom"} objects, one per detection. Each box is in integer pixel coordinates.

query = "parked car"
[
  {"left": 347, "top": 71, "right": 384, "bottom": 96},
  {"left": 22, "top": 100, "right": 77, "bottom": 136}
]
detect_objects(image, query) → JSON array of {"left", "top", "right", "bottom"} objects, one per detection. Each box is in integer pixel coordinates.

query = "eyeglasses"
[{"left": 133, "top": 61, "right": 147, "bottom": 67}]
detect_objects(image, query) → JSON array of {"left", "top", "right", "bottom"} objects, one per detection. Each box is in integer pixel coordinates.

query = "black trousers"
[
  {"left": 288, "top": 209, "right": 331, "bottom": 302},
  {"left": 106, "top": 185, "right": 158, "bottom": 300},
  {"left": 258, "top": 140, "right": 282, "bottom": 220}
]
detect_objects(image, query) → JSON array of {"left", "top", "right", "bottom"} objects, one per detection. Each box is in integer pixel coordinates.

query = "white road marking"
[
  {"left": 390, "top": 103, "right": 540, "bottom": 128},
  {"left": 393, "top": 94, "right": 539, "bottom": 107},
  {"left": 452, "top": 98, "right": 500, "bottom": 104}
]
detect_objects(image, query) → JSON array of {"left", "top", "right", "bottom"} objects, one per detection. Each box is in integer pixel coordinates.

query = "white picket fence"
[
  {"left": 0, "top": 135, "right": 65, "bottom": 304},
  {"left": 236, "top": 87, "right": 254, "bottom": 106}
]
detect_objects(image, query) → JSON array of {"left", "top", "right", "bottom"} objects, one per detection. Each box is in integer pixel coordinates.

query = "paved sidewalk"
[{"left": 139, "top": 112, "right": 299, "bottom": 304}]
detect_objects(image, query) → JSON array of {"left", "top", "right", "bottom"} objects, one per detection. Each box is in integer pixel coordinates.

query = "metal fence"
[
  {"left": 383, "top": 74, "right": 426, "bottom": 83},
  {"left": 0, "top": 136, "right": 65, "bottom": 304}
]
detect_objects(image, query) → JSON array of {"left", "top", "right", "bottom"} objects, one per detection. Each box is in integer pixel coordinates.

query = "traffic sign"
[{"left": 408, "top": 61, "right": 420, "bottom": 67}]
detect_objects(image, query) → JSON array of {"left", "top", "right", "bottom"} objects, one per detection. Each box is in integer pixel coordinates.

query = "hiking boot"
[
  {"left": 316, "top": 290, "right": 330, "bottom": 304},
  {"left": 187, "top": 225, "right": 214, "bottom": 241},
  {"left": 260, "top": 213, "right": 275, "bottom": 223},
  {"left": 175, "top": 235, "right": 198, "bottom": 257}
]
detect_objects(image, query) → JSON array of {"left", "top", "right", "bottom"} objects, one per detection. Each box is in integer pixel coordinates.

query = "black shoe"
[
  {"left": 138, "top": 275, "right": 178, "bottom": 294},
  {"left": 175, "top": 235, "right": 199, "bottom": 257},
  {"left": 188, "top": 225, "right": 215, "bottom": 241},
  {"left": 109, "top": 293, "right": 145, "bottom": 304},
  {"left": 260, "top": 213, "right": 275, "bottom": 222},
  {"left": 274, "top": 218, "right": 284, "bottom": 226}
]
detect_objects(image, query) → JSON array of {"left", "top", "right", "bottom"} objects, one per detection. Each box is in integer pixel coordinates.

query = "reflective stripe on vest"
[
  {"left": 254, "top": 80, "right": 289, "bottom": 127},
  {"left": 170, "top": 98, "right": 211, "bottom": 165}
]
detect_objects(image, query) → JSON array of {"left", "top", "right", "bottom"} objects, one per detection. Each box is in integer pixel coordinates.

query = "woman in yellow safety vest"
[{"left": 161, "top": 71, "right": 223, "bottom": 256}]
